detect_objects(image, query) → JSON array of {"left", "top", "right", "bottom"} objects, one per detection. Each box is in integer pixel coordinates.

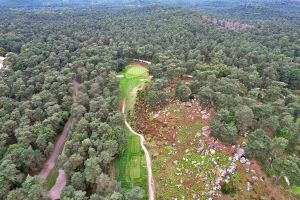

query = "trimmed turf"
[
  {"left": 116, "top": 64, "right": 150, "bottom": 197},
  {"left": 116, "top": 134, "right": 148, "bottom": 191},
  {"left": 126, "top": 66, "right": 148, "bottom": 77},
  {"left": 292, "top": 185, "right": 300, "bottom": 196},
  {"left": 119, "top": 65, "right": 150, "bottom": 113}
]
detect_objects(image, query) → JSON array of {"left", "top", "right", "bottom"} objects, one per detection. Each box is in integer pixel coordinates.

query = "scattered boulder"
[
  {"left": 197, "top": 140, "right": 205, "bottom": 153},
  {"left": 215, "top": 177, "right": 223, "bottom": 185},
  {"left": 236, "top": 148, "right": 245, "bottom": 159},
  {"left": 221, "top": 169, "right": 227, "bottom": 177},
  {"left": 227, "top": 164, "right": 236, "bottom": 174},
  {"left": 240, "top": 157, "right": 247, "bottom": 164},
  {"left": 247, "top": 182, "right": 253, "bottom": 191}
]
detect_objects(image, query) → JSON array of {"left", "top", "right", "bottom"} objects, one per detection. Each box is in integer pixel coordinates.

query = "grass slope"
[{"left": 116, "top": 65, "right": 150, "bottom": 195}]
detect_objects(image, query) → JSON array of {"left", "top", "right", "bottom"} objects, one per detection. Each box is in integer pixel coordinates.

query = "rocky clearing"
[{"left": 133, "top": 92, "right": 290, "bottom": 200}]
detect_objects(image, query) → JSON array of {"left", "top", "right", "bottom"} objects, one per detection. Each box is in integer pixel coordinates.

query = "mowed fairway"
[
  {"left": 116, "top": 65, "right": 150, "bottom": 196},
  {"left": 116, "top": 134, "right": 148, "bottom": 191},
  {"left": 119, "top": 65, "right": 149, "bottom": 113}
]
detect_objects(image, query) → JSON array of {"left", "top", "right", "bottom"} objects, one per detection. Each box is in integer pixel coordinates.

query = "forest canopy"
[{"left": 0, "top": 1, "right": 299, "bottom": 200}]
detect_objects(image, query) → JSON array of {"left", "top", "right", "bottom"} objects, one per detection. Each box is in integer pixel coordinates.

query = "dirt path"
[
  {"left": 122, "top": 101, "right": 155, "bottom": 200},
  {"left": 38, "top": 117, "right": 74, "bottom": 179},
  {"left": 39, "top": 80, "right": 79, "bottom": 199},
  {"left": 48, "top": 169, "right": 67, "bottom": 200}
]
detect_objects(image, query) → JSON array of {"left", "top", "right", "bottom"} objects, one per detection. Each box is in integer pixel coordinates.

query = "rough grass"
[
  {"left": 44, "top": 167, "right": 59, "bottom": 190},
  {"left": 149, "top": 103, "right": 232, "bottom": 199}
]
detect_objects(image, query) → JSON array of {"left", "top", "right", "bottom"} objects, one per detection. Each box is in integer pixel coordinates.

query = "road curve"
[{"left": 122, "top": 102, "right": 155, "bottom": 200}]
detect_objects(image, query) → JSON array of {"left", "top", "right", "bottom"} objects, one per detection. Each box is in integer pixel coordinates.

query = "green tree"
[
  {"left": 125, "top": 186, "right": 145, "bottom": 200},
  {"left": 246, "top": 129, "right": 270, "bottom": 162},
  {"left": 0, "top": 47, "right": 6, "bottom": 56},
  {"left": 175, "top": 82, "right": 191, "bottom": 102},
  {"left": 235, "top": 106, "right": 254, "bottom": 131}
]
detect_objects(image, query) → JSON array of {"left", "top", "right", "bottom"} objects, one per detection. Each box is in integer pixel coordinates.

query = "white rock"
[
  {"left": 284, "top": 176, "right": 290, "bottom": 186},
  {"left": 236, "top": 148, "right": 245, "bottom": 159},
  {"left": 215, "top": 177, "right": 223, "bottom": 185},
  {"left": 227, "top": 164, "right": 236, "bottom": 174},
  {"left": 247, "top": 182, "right": 253, "bottom": 191},
  {"left": 240, "top": 157, "right": 247, "bottom": 164},
  {"left": 234, "top": 153, "right": 239, "bottom": 161},
  {"left": 221, "top": 169, "right": 227, "bottom": 177}
]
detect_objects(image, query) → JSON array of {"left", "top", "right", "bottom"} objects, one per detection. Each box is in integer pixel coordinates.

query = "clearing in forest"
[
  {"left": 134, "top": 101, "right": 233, "bottom": 199},
  {"left": 133, "top": 89, "right": 291, "bottom": 199},
  {"left": 116, "top": 65, "right": 151, "bottom": 195}
]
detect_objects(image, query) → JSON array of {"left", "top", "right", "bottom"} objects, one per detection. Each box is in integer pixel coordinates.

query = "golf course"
[{"left": 116, "top": 64, "right": 154, "bottom": 199}]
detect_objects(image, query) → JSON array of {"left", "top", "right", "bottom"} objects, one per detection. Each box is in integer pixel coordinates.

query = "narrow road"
[
  {"left": 39, "top": 80, "right": 79, "bottom": 199},
  {"left": 122, "top": 102, "right": 155, "bottom": 200},
  {"left": 48, "top": 169, "right": 67, "bottom": 200}
]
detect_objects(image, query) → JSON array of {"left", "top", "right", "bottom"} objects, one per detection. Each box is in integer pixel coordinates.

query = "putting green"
[
  {"left": 119, "top": 65, "right": 150, "bottom": 114},
  {"left": 126, "top": 66, "right": 148, "bottom": 77}
]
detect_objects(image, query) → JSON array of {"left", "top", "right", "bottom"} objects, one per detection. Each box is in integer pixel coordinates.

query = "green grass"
[
  {"left": 126, "top": 66, "right": 148, "bottom": 77},
  {"left": 116, "top": 134, "right": 148, "bottom": 192},
  {"left": 130, "top": 156, "right": 141, "bottom": 179},
  {"left": 116, "top": 64, "right": 150, "bottom": 198},
  {"left": 292, "top": 185, "right": 300, "bottom": 196},
  {"left": 44, "top": 167, "right": 59, "bottom": 190},
  {"left": 119, "top": 66, "right": 150, "bottom": 114}
]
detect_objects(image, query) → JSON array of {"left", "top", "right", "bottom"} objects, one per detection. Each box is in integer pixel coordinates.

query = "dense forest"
[{"left": 0, "top": 1, "right": 299, "bottom": 200}]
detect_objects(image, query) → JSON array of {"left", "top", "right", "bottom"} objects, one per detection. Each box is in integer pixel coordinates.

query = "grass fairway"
[
  {"left": 116, "top": 134, "right": 148, "bottom": 191},
  {"left": 119, "top": 65, "right": 150, "bottom": 113},
  {"left": 292, "top": 185, "right": 300, "bottom": 197},
  {"left": 116, "top": 64, "right": 150, "bottom": 197}
]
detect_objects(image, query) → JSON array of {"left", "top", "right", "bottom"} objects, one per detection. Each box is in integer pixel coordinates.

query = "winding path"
[
  {"left": 39, "top": 80, "right": 79, "bottom": 199},
  {"left": 122, "top": 101, "right": 155, "bottom": 200}
]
